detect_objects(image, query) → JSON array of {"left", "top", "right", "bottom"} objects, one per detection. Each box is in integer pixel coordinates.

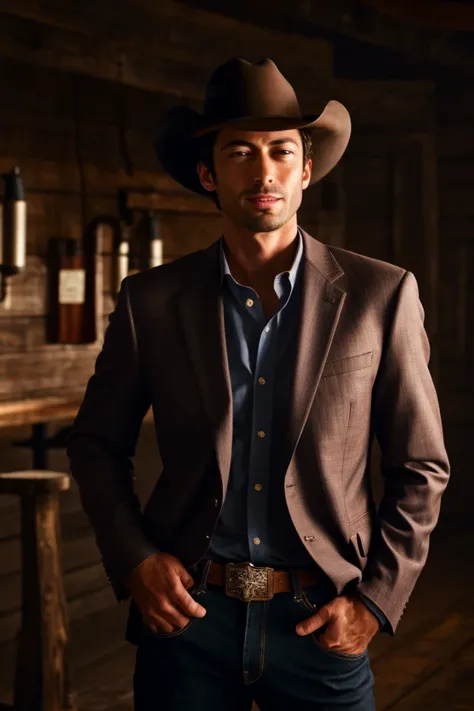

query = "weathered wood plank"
[
  {"left": 0, "top": 12, "right": 205, "bottom": 100},
  {"left": 0, "top": 496, "right": 91, "bottom": 552},
  {"left": 0, "top": 596, "right": 130, "bottom": 703},
  {"left": 1, "top": 560, "right": 108, "bottom": 617},
  {"left": 385, "top": 640, "right": 474, "bottom": 710},
  {"left": 0, "top": 1, "right": 333, "bottom": 77},
  {"left": 178, "top": 0, "right": 474, "bottom": 75},
  {"left": 0, "top": 532, "right": 99, "bottom": 579},
  {"left": 0, "top": 10, "right": 435, "bottom": 126},
  {"left": 0, "top": 257, "right": 47, "bottom": 318},
  {"left": 0, "top": 583, "right": 115, "bottom": 645},
  {"left": 0, "top": 485, "right": 84, "bottom": 539},
  {"left": 0, "top": 349, "right": 99, "bottom": 402},
  {"left": 0, "top": 10, "right": 332, "bottom": 103},
  {"left": 373, "top": 610, "right": 474, "bottom": 709}
]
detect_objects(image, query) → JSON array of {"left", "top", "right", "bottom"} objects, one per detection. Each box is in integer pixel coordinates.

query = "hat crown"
[{"left": 204, "top": 58, "right": 302, "bottom": 122}]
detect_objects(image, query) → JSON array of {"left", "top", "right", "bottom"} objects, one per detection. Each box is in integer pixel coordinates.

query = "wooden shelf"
[{"left": 0, "top": 394, "right": 153, "bottom": 429}]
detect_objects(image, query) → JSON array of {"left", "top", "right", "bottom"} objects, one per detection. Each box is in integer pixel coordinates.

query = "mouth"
[{"left": 246, "top": 197, "right": 282, "bottom": 209}]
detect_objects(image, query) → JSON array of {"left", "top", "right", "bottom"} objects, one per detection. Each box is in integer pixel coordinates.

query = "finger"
[
  {"left": 296, "top": 604, "right": 334, "bottom": 636},
  {"left": 159, "top": 601, "right": 192, "bottom": 630},
  {"left": 172, "top": 584, "right": 207, "bottom": 618},
  {"left": 177, "top": 566, "right": 195, "bottom": 590},
  {"left": 145, "top": 614, "right": 175, "bottom": 635}
]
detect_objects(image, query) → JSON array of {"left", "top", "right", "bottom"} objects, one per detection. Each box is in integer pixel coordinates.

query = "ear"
[
  {"left": 302, "top": 158, "right": 312, "bottom": 191},
  {"left": 197, "top": 161, "right": 217, "bottom": 193}
]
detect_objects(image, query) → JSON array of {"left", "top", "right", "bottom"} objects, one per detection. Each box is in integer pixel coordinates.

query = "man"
[{"left": 67, "top": 58, "right": 450, "bottom": 710}]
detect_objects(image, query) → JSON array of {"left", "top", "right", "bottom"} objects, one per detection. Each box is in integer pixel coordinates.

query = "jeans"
[{"left": 133, "top": 561, "right": 375, "bottom": 710}]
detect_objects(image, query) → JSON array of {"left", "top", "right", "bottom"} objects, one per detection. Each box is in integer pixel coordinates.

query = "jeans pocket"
[
  {"left": 142, "top": 585, "right": 200, "bottom": 640},
  {"left": 297, "top": 586, "right": 368, "bottom": 662},
  {"left": 309, "top": 632, "right": 368, "bottom": 661},
  {"left": 143, "top": 616, "right": 195, "bottom": 639}
]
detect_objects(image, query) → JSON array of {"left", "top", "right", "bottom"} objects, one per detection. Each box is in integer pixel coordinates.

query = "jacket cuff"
[
  {"left": 357, "top": 592, "right": 389, "bottom": 631},
  {"left": 101, "top": 538, "right": 160, "bottom": 601}
]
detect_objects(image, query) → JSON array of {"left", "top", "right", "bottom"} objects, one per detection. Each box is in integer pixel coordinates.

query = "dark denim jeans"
[{"left": 133, "top": 561, "right": 375, "bottom": 710}]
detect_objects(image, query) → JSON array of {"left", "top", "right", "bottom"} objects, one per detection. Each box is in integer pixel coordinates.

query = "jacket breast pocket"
[{"left": 322, "top": 350, "right": 373, "bottom": 378}]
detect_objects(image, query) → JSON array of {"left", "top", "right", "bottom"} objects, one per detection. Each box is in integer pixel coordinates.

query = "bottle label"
[{"left": 59, "top": 269, "right": 86, "bottom": 304}]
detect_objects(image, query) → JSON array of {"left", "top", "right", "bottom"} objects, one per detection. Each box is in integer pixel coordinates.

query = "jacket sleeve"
[
  {"left": 67, "top": 277, "right": 159, "bottom": 600},
  {"left": 356, "top": 270, "right": 450, "bottom": 634}
]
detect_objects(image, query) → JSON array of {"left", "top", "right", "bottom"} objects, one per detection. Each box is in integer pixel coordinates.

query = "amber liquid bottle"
[{"left": 47, "top": 238, "right": 86, "bottom": 344}]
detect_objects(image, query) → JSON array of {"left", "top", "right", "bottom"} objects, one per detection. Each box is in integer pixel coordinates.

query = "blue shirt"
[{"left": 206, "top": 228, "right": 387, "bottom": 630}]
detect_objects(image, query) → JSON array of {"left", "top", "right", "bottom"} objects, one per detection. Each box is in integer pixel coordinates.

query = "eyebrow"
[{"left": 221, "top": 138, "right": 300, "bottom": 151}]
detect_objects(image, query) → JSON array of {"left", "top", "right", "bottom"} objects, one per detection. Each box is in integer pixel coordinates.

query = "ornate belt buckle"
[{"left": 225, "top": 562, "right": 274, "bottom": 601}]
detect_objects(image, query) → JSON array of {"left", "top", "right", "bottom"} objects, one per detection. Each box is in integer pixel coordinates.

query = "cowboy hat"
[{"left": 155, "top": 57, "right": 351, "bottom": 198}]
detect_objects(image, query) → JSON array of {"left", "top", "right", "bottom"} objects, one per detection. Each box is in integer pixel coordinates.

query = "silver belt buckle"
[{"left": 225, "top": 562, "right": 274, "bottom": 601}]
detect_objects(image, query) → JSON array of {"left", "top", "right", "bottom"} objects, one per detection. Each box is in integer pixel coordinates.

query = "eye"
[{"left": 227, "top": 149, "right": 294, "bottom": 158}]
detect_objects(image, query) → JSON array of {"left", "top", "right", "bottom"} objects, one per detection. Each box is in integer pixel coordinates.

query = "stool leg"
[{"left": 13, "top": 493, "right": 76, "bottom": 711}]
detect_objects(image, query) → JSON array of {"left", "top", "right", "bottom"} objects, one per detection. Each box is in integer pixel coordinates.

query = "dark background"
[{"left": 0, "top": 2, "right": 473, "bottom": 709}]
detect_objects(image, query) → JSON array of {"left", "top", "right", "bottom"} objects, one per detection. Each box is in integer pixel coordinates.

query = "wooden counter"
[
  {"left": 0, "top": 394, "right": 153, "bottom": 429},
  {"left": 0, "top": 394, "right": 153, "bottom": 468}
]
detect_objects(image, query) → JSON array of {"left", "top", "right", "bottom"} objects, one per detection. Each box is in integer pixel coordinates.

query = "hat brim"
[{"left": 155, "top": 100, "right": 351, "bottom": 197}]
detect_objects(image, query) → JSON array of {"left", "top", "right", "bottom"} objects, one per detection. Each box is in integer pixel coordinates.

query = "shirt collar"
[{"left": 219, "top": 228, "right": 304, "bottom": 291}]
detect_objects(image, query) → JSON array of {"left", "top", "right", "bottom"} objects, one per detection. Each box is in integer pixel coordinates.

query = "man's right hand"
[{"left": 125, "top": 552, "right": 207, "bottom": 634}]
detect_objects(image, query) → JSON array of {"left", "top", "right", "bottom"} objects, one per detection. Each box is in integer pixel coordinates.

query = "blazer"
[{"left": 67, "top": 228, "right": 450, "bottom": 635}]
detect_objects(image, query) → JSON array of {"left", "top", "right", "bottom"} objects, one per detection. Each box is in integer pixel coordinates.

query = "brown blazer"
[{"left": 67, "top": 228, "right": 450, "bottom": 635}]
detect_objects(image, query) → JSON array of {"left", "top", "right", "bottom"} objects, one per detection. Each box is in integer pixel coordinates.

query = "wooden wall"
[
  {"left": 0, "top": 0, "right": 472, "bottom": 702},
  {"left": 0, "top": 9, "right": 336, "bottom": 698},
  {"left": 0, "top": 56, "right": 214, "bottom": 402}
]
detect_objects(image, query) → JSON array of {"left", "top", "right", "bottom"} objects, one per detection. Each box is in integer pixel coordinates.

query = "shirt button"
[
  {"left": 258, "top": 377, "right": 266, "bottom": 385},
  {"left": 254, "top": 483, "right": 263, "bottom": 491},
  {"left": 265, "top": 326, "right": 270, "bottom": 333},
  {"left": 246, "top": 298, "right": 254, "bottom": 307},
  {"left": 253, "top": 537, "right": 261, "bottom": 545},
  {"left": 257, "top": 430, "right": 265, "bottom": 438},
  {"left": 214, "top": 498, "right": 219, "bottom": 507}
]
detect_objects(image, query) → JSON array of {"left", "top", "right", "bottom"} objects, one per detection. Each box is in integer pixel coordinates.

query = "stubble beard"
[
  {"left": 238, "top": 213, "right": 289, "bottom": 232},
  {"left": 226, "top": 197, "right": 293, "bottom": 233}
]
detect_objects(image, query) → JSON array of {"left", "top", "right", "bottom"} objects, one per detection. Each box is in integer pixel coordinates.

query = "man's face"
[{"left": 197, "top": 128, "right": 312, "bottom": 232}]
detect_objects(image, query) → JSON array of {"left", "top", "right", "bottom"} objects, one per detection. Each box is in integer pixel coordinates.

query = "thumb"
[
  {"left": 309, "top": 603, "right": 334, "bottom": 631},
  {"left": 296, "top": 602, "right": 335, "bottom": 636}
]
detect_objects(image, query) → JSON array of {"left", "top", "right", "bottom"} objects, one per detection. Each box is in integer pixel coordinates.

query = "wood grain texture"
[{"left": 12, "top": 491, "right": 76, "bottom": 711}]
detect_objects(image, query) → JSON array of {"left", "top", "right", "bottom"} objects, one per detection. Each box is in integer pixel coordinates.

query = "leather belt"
[{"left": 206, "top": 560, "right": 323, "bottom": 602}]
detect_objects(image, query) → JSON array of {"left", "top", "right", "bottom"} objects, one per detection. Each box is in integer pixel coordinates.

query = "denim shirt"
[{"left": 206, "top": 228, "right": 387, "bottom": 630}]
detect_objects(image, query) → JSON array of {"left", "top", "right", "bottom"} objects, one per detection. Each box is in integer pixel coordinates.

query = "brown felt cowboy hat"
[{"left": 155, "top": 57, "right": 351, "bottom": 198}]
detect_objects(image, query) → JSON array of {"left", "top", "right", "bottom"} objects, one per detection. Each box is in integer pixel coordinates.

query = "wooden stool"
[{"left": 0, "top": 472, "right": 77, "bottom": 711}]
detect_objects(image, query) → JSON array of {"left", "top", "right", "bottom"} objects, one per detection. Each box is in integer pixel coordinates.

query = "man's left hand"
[{"left": 296, "top": 594, "right": 380, "bottom": 655}]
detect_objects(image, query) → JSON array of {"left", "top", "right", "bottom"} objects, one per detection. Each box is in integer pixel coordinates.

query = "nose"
[{"left": 253, "top": 152, "right": 274, "bottom": 187}]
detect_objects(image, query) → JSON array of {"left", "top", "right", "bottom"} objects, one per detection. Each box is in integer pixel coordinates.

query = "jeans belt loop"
[
  {"left": 290, "top": 569, "right": 303, "bottom": 602},
  {"left": 195, "top": 559, "right": 212, "bottom": 594}
]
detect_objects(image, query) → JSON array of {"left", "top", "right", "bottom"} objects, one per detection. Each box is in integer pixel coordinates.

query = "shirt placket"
[{"left": 246, "top": 278, "right": 291, "bottom": 565}]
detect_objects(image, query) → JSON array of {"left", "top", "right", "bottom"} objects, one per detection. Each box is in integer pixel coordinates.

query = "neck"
[{"left": 221, "top": 216, "right": 299, "bottom": 288}]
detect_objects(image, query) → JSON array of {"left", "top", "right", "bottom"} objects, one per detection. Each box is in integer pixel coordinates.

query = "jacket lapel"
[
  {"left": 176, "top": 240, "right": 233, "bottom": 495},
  {"left": 175, "top": 229, "right": 346, "bottom": 494},
  {"left": 287, "top": 230, "right": 346, "bottom": 465}
]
